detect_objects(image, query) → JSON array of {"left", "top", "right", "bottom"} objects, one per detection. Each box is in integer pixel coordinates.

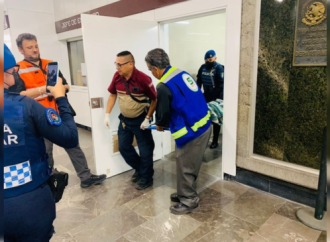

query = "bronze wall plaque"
[{"left": 293, "top": 0, "right": 327, "bottom": 66}]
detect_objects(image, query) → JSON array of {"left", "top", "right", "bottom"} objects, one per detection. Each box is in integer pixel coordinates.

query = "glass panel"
[
  {"left": 253, "top": 0, "right": 326, "bottom": 169},
  {"left": 67, "top": 40, "right": 87, "bottom": 86}
]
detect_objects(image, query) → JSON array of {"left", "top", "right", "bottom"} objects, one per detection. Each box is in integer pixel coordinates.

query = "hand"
[
  {"left": 46, "top": 78, "right": 65, "bottom": 98},
  {"left": 140, "top": 118, "right": 150, "bottom": 130},
  {"left": 156, "top": 126, "right": 164, "bottom": 132},
  {"left": 104, "top": 113, "right": 110, "bottom": 129}
]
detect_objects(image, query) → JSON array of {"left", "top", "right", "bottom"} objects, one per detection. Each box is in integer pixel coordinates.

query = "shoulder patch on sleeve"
[{"left": 45, "top": 108, "right": 62, "bottom": 126}]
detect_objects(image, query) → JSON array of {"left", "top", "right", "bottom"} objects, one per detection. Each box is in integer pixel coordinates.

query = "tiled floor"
[{"left": 50, "top": 128, "right": 326, "bottom": 242}]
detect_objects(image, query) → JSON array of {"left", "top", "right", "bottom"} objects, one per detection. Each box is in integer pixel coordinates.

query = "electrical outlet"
[{"left": 106, "top": 169, "right": 110, "bottom": 175}]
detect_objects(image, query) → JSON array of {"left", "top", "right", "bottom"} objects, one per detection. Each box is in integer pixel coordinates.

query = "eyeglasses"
[
  {"left": 5, "top": 65, "right": 20, "bottom": 75},
  {"left": 114, "top": 61, "right": 131, "bottom": 68}
]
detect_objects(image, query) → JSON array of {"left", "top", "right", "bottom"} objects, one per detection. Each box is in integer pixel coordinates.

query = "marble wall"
[
  {"left": 253, "top": 0, "right": 327, "bottom": 169},
  {"left": 236, "top": 0, "right": 322, "bottom": 189}
]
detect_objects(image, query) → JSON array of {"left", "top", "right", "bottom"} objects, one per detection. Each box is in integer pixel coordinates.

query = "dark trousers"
[
  {"left": 212, "top": 123, "right": 221, "bottom": 144},
  {"left": 118, "top": 113, "right": 155, "bottom": 182},
  {"left": 44, "top": 139, "right": 91, "bottom": 181},
  {"left": 4, "top": 184, "right": 56, "bottom": 242},
  {"left": 176, "top": 126, "right": 212, "bottom": 207}
]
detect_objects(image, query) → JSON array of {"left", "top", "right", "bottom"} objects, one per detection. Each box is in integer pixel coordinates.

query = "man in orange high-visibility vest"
[{"left": 16, "top": 33, "right": 106, "bottom": 188}]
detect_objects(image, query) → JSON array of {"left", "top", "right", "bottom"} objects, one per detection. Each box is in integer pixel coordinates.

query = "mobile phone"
[{"left": 46, "top": 62, "right": 59, "bottom": 93}]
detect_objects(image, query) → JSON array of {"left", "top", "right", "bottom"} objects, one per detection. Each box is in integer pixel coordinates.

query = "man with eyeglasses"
[
  {"left": 15, "top": 33, "right": 106, "bottom": 188},
  {"left": 104, "top": 51, "right": 157, "bottom": 190}
]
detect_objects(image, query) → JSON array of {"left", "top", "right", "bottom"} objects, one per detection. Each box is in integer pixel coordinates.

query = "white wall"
[
  {"left": 53, "top": 0, "right": 120, "bottom": 21},
  {"left": 4, "top": 0, "right": 71, "bottom": 83},
  {"left": 167, "top": 12, "right": 226, "bottom": 79}
]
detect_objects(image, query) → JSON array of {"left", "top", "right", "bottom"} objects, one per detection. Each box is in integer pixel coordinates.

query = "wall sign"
[
  {"left": 55, "top": 0, "right": 187, "bottom": 34},
  {"left": 293, "top": 0, "right": 327, "bottom": 66}
]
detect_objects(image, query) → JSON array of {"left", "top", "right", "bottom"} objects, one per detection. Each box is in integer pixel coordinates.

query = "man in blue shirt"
[{"left": 197, "top": 50, "right": 224, "bottom": 149}]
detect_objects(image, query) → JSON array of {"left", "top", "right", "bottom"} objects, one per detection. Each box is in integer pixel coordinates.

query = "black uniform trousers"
[
  {"left": 4, "top": 184, "right": 55, "bottom": 242},
  {"left": 118, "top": 113, "right": 155, "bottom": 182}
]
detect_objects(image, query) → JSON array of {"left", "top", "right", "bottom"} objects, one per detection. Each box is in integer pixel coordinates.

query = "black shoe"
[
  {"left": 170, "top": 193, "right": 180, "bottom": 203},
  {"left": 131, "top": 170, "right": 140, "bottom": 183},
  {"left": 80, "top": 174, "right": 106, "bottom": 188},
  {"left": 134, "top": 179, "right": 153, "bottom": 190},
  {"left": 210, "top": 142, "right": 218, "bottom": 149},
  {"left": 170, "top": 202, "right": 199, "bottom": 215}
]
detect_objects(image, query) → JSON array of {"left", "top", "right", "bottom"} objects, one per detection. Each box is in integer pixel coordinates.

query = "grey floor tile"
[
  {"left": 123, "top": 210, "right": 202, "bottom": 242},
  {"left": 208, "top": 180, "right": 250, "bottom": 199},
  {"left": 276, "top": 200, "right": 306, "bottom": 221},
  {"left": 199, "top": 158, "right": 222, "bottom": 177},
  {"left": 248, "top": 213, "right": 321, "bottom": 242},
  {"left": 114, "top": 237, "right": 131, "bottom": 242},
  {"left": 51, "top": 233, "right": 76, "bottom": 242},
  {"left": 182, "top": 210, "right": 258, "bottom": 242},
  {"left": 152, "top": 168, "right": 178, "bottom": 190},
  {"left": 202, "top": 148, "right": 222, "bottom": 163},
  {"left": 195, "top": 172, "right": 220, "bottom": 193},
  {"left": 222, "top": 188, "right": 286, "bottom": 226},
  {"left": 68, "top": 206, "right": 147, "bottom": 242},
  {"left": 125, "top": 185, "right": 176, "bottom": 220}
]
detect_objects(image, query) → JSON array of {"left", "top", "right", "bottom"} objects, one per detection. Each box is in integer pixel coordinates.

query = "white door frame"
[{"left": 157, "top": 0, "right": 242, "bottom": 178}]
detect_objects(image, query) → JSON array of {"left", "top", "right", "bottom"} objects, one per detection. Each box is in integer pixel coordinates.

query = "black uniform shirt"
[{"left": 155, "top": 83, "right": 172, "bottom": 127}]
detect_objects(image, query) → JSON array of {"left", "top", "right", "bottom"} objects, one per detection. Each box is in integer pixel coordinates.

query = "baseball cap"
[
  {"left": 204, "top": 50, "right": 216, "bottom": 60},
  {"left": 4, "top": 44, "right": 16, "bottom": 71}
]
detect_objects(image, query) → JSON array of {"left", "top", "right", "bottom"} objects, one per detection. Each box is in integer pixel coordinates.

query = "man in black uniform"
[
  {"left": 197, "top": 50, "right": 224, "bottom": 149},
  {"left": 4, "top": 44, "right": 78, "bottom": 241}
]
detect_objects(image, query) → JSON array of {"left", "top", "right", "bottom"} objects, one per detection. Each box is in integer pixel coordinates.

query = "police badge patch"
[{"left": 46, "top": 108, "right": 62, "bottom": 125}]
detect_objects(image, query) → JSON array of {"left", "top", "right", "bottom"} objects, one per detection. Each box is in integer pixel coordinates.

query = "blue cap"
[
  {"left": 4, "top": 44, "right": 16, "bottom": 71},
  {"left": 204, "top": 50, "right": 216, "bottom": 60}
]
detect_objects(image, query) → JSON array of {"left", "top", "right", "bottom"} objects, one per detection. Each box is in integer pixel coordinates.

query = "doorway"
[{"left": 160, "top": 12, "right": 226, "bottom": 173}]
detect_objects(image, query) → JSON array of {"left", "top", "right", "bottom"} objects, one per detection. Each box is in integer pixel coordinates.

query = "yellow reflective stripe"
[
  {"left": 159, "top": 67, "right": 177, "bottom": 83},
  {"left": 191, "top": 111, "right": 211, "bottom": 132},
  {"left": 172, "top": 127, "right": 188, "bottom": 139}
]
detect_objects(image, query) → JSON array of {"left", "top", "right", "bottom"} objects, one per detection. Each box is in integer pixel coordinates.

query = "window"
[{"left": 67, "top": 40, "right": 87, "bottom": 86}]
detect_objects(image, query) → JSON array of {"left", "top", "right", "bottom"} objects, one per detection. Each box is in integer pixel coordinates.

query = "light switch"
[{"left": 91, "top": 97, "right": 103, "bottom": 109}]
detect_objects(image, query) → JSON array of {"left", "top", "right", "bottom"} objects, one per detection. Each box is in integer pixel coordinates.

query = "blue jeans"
[{"left": 118, "top": 113, "right": 155, "bottom": 182}]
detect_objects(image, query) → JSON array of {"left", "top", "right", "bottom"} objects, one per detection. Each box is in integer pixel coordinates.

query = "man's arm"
[
  {"left": 106, "top": 93, "right": 117, "bottom": 114},
  {"left": 147, "top": 99, "right": 157, "bottom": 118},
  {"left": 156, "top": 83, "right": 172, "bottom": 130},
  {"left": 196, "top": 66, "right": 203, "bottom": 89},
  {"left": 20, "top": 86, "right": 47, "bottom": 98}
]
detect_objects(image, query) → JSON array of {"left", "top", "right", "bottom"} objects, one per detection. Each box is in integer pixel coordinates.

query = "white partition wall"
[
  {"left": 58, "top": 0, "right": 242, "bottom": 178},
  {"left": 81, "top": 14, "right": 161, "bottom": 177}
]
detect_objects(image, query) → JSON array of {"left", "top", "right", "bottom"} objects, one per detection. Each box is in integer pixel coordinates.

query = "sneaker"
[
  {"left": 170, "top": 202, "right": 199, "bottom": 215},
  {"left": 170, "top": 193, "right": 180, "bottom": 203},
  {"left": 131, "top": 170, "right": 140, "bottom": 183},
  {"left": 80, "top": 174, "right": 106, "bottom": 188},
  {"left": 210, "top": 142, "right": 218, "bottom": 149},
  {"left": 134, "top": 179, "right": 153, "bottom": 190}
]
